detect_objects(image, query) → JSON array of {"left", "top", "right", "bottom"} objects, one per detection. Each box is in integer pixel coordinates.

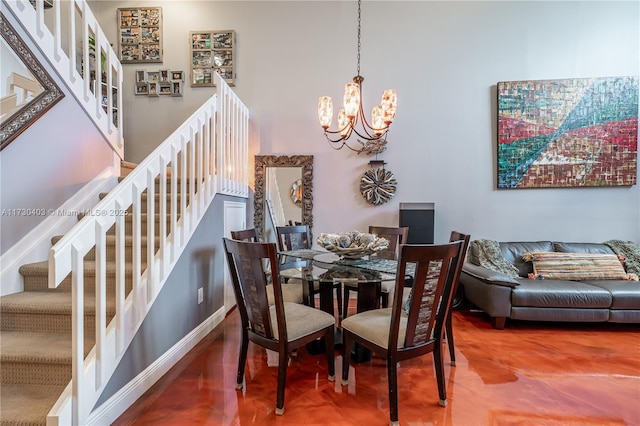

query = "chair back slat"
[
  {"left": 276, "top": 225, "right": 312, "bottom": 271},
  {"left": 369, "top": 226, "right": 408, "bottom": 260},
  {"left": 223, "top": 238, "right": 281, "bottom": 340},
  {"left": 391, "top": 242, "right": 463, "bottom": 349},
  {"left": 231, "top": 228, "right": 258, "bottom": 242},
  {"left": 405, "top": 259, "right": 444, "bottom": 345},
  {"left": 276, "top": 225, "right": 311, "bottom": 251}
]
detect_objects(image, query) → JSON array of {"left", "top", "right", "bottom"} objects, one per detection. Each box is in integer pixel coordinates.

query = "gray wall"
[
  {"left": 89, "top": 1, "right": 639, "bottom": 245},
  {"left": 0, "top": 7, "right": 115, "bottom": 253},
  {"left": 96, "top": 193, "right": 246, "bottom": 407}
]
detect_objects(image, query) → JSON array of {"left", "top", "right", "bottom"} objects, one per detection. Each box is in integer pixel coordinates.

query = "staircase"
[
  {"left": 0, "top": 163, "right": 155, "bottom": 425},
  {"left": 0, "top": 77, "right": 248, "bottom": 425},
  {"left": 2, "top": 3, "right": 249, "bottom": 422}
]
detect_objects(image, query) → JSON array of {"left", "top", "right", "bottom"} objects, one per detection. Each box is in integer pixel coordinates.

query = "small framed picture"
[
  {"left": 141, "top": 44, "right": 161, "bottom": 62},
  {"left": 192, "top": 68, "right": 213, "bottom": 86},
  {"left": 160, "top": 69, "right": 169, "bottom": 82},
  {"left": 213, "top": 50, "right": 233, "bottom": 67},
  {"left": 147, "top": 71, "right": 160, "bottom": 83},
  {"left": 171, "top": 81, "right": 183, "bottom": 97},
  {"left": 191, "top": 32, "right": 211, "bottom": 49},
  {"left": 159, "top": 82, "right": 172, "bottom": 95},
  {"left": 148, "top": 82, "right": 159, "bottom": 97},
  {"left": 135, "top": 83, "right": 148, "bottom": 95},
  {"left": 171, "top": 71, "right": 184, "bottom": 81},
  {"left": 135, "top": 70, "right": 146, "bottom": 83},
  {"left": 212, "top": 31, "right": 233, "bottom": 49},
  {"left": 217, "top": 68, "right": 233, "bottom": 82},
  {"left": 121, "top": 45, "right": 139, "bottom": 62}
]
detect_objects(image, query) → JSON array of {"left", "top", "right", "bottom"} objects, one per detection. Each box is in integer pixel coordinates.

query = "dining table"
[{"left": 278, "top": 249, "right": 413, "bottom": 362}]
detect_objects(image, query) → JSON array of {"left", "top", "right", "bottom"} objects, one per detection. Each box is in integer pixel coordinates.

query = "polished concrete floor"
[{"left": 113, "top": 303, "right": 640, "bottom": 426}]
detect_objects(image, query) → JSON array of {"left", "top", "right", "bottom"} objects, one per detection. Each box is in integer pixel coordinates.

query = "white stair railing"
[
  {"left": 4, "top": 0, "right": 123, "bottom": 158},
  {"left": 47, "top": 73, "right": 248, "bottom": 425}
]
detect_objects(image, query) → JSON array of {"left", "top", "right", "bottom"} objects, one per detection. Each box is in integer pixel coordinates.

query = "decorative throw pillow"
[
  {"left": 522, "top": 251, "right": 630, "bottom": 280},
  {"left": 469, "top": 239, "right": 520, "bottom": 279},
  {"left": 604, "top": 240, "right": 640, "bottom": 275}
]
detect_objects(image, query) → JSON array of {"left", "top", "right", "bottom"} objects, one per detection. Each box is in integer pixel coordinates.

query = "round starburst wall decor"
[{"left": 360, "top": 166, "right": 397, "bottom": 205}]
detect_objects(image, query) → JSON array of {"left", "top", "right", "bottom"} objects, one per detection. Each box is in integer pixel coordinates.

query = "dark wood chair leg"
[
  {"left": 446, "top": 311, "right": 456, "bottom": 366},
  {"left": 343, "top": 286, "right": 351, "bottom": 319},
  {"left": 236, "top": 330, "right": 249, "bottom": 389},
  {"left": 275, "top": 349, "right": 289, "bottom": 415},
  {"left": 387, "top": 357, "right": 399, "bottom": 425},
  {"left": 341, "top": 333, "right": 351, "bottom": 385},
  {"left": 381, "top": 292, "right": 388, "bottom": 308},
  {"left": 307, "top": 281, "right": 316, "bottom": 308},
  {"left": 325, "top": 327, "right": 335, "bottom": 380},
  {"left": 433, "top": 339, "right": 447, "bottom": 407}
]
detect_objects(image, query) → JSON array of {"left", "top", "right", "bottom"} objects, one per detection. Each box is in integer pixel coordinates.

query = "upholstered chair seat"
[{"left": 269, "top": 302, "right": 336, "bottom": 340}]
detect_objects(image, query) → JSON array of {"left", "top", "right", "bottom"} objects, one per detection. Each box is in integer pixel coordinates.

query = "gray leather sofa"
[{"left": 459, "top": 241, "right": 640, "bottom": 329}]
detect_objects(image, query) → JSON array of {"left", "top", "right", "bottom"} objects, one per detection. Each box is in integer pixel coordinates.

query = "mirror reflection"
[
  {"left": 267, "top": 167, "right": 302, "bottom": 227},
  {"left": 0, "top": 14, "right": 64, "bottom": 150},
  {"left": 254, "top": 155, "right": 313, "bottom": 243},
  {"left": 0, "top": 37, "right": 44, "bottom": 123}
]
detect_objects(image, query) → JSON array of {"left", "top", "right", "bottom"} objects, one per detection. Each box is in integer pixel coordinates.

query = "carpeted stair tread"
[
  {"left": 0, "top": 291, "right": 114, "bottom": 314},
  {"left": 99, "top": 192, "right": 182, "bottom": 201},
  {"left": 1, "top": 331, "right": 93, "bottom": 362},
  {"left": 19, "top": 259, "right": 136, "bottom": 277},
  {"left": 19, "top": 259, "right": 139, "bottom": 294},
  {"left": 2, "top": 331, "right": 73, "bottom": 362},
  {"left": 50, "top": 233, "right": 159, "bottom": 247},
  {"left": 0, "top": 383, "right": 67, "bottom": 426},
  {"left": 76, "top": 211, "right": 168, "bottom": 222}
]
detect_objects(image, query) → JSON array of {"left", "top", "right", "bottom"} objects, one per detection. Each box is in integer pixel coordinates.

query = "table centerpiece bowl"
[{"left": 316, "top": 231, "right": 389, "bottom": 259}]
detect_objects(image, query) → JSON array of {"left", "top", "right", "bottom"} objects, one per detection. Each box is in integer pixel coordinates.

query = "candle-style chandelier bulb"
[
  {"left": 318, "top": 96, "right": 333, "bottom": 129},
  {"left": 343, "top": 82, "right": 360, "bottom": 119},
  {"left": 381, "top": 89, "right": 397, "bottom": 125}
]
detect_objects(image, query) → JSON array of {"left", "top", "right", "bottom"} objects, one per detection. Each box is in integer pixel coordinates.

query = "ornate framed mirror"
[
  {"left": 254, "top": 155, "right": 313, "bottom": 242},
  {"left": 1, "top": 13, "right": 64, "bottom": 150}
]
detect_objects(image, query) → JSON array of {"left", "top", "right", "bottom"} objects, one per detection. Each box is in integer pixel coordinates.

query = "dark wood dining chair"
[
  {"left": 222, "top": 238, "right": 336, "bottom": 416},
  {"left": 231, "top": 227, "right": 303, "bottom": 305},
  {"left": 445, "top": 230, "right": 471, "bottom": 366},
  {"left": 276, "top": 225, "right": 343, "bottom": 318},
  {"left": 340, "top": 241, "right": 465, "bottom": 425},
  {"left": 343, "top": 226, "right": 408, "bottom": 317},
  {"left": 230, "top": 228, "right": 258, "bottom": 242}
]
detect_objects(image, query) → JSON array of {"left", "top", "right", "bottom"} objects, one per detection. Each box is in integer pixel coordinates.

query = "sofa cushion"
[
  {"left": 523, "top": 251, "right": 628, "bottom": 281},
  {"left": 500, "top": 241, "right": 554, "bottom": 277},
  {"left": 583, "top": 280, "right": 640, "bottom": 310},
  {"left": 553, "top": 242, "right": 615, "bottom": 255},
  {"left": 511, "top": 279, "right": 612, "bottom": 308}
]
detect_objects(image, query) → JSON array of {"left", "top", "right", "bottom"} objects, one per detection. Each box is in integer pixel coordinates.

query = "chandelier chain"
[{"left": 356, "top": 0, "right": 361, "bottom": 77}]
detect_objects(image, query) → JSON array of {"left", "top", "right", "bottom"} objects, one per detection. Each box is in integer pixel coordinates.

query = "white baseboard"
[
  {"left": 0, "top": 168, "right": 118, "bottom": 296},
  {"left": 86, "top": 307, "right": 226, "bottom": 426}
]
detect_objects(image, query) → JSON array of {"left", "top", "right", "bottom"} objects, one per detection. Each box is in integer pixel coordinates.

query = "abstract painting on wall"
[{"left": 497, "top": 76, "right": 638, "bottom": 189}]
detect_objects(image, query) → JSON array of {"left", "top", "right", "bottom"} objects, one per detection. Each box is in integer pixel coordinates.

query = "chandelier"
[{"left": 317, "top": 0, "right": 397, "bottom": 155}]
